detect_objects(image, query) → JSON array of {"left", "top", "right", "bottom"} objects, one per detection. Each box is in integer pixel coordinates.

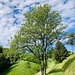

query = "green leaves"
[
  {"left": 10, "top": 3, "right": 66, "bottom": 59},
  {"left": 10, "top": 5, "right": 67, "bottom": 75},
  {"left": 66, "top": 33, "right": 75, "bottom": 53},
  {"left": 54, "top": 41, "right": 69, "bottom": 62}
]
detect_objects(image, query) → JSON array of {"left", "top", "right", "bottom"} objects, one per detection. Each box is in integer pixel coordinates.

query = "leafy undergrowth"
[
  {"left": 1, "top": 60, "right": 40, "bottom": 75},
  {"left": 47, "top": 53, "right": 75, "bottom": 75}
]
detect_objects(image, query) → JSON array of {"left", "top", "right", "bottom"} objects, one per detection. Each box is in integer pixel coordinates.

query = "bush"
[
  {"left": 21, "top": 54, "right": 39, "bottom": 64},
  {"left": 3, "top": 48, "right": 19, "bottom": 64},
  {"left": 0, "top": 53, "right": 11, "bottom": 73}
]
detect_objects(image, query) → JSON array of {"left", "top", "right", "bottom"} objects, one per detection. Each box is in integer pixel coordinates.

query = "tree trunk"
[
  {"left": 41, "top": 35, "right": 47, "bottom": 75},
  {"left": 41, "top": 48, "right": 46, "bottom": 75},
  {"left": 41, "top": 68, "right": 44, "bottom": 75},
  {"left": 43, "top": 48, "right": 46, "bottom": 75}
]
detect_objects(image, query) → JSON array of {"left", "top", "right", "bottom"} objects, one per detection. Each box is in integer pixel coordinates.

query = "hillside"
[
  {"left": 47, "top": 53, "right": 75, "bottom": 75},
  {"left": 1, "top": 60, "right": 40, "bottom": 75},
  {"left": 36, "top": 53, "right": 75, "bottom": 75},
  {"left": 1, "top": 54, "right": 75, "bottom": 75}
]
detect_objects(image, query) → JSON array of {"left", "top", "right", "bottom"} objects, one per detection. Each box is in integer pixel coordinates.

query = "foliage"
[
  {"left": 0, "top": 47, "right": 19, "bottom": 73},
  {"left": 0, "top": 53, "right": 11, "bottom": 73},
  {"left": 8, "top": 50, "right": 19, "bottom": 64},
  {"left": 54, "top": 41, "right": 69, "bottom": 62},
  {"left": 3, "top": 48, "right": 19, "bottom": 64},
  {"left": 10, "top": 4, "right": 66, "bottom": 75},
  {"left": 20, "top": 54, "right": 39, "bottom": 64},
  {"left": 47, "top": 48, "right": 55, "bottom": 59},
  {"left": 66, "top": 32, "right": 75, "bottom": 53}
]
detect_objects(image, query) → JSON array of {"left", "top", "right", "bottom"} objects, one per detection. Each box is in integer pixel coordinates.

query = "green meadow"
[
  {"left": 1, "top": 54, "right": 75, "bottom": 75},
  {"left": 1, "top": 60, "right": 40, "bottom": 75},
  {"left": 36, "top": 53, "right": 75, "bottom": 75}
]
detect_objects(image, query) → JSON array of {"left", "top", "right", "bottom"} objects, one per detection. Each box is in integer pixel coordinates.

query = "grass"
[
  {"left": 48, "top": 59, "right": 75, "bottom": 75},
  {"left": 47, "top": 53, "right": 75, "bottom": 75},
  {"left": 36, "top": 59, "right": 56, "bottom": 75},
  {"left": 36, "top": 53, "right": 75, "bottom": 75},
  {"left": 1, "top": 60, "right": 40, "bottom": 75},
  {"left": 1, "top": 54, "right": 75, "bottom": 75}
]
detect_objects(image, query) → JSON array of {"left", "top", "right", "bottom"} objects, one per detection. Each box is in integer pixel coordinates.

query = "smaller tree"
[
  {"left": 66, "top": 33, "right": 75, "bottom": 53},
  {"left": 54, "top": 41, "right": 69, "bottom": 63},
  {"left": 8, "top": 49, "right": 19, "bottom": 64},
  {"left": 0, "top": 47, "right": 11, "bottom": 73}
]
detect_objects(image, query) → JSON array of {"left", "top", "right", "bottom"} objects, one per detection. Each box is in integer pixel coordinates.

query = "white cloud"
[{"left": 0, "top": 0, "right": 75, "bottom": 47}]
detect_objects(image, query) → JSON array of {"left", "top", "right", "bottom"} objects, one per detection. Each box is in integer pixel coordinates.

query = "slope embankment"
[
  {"left": 48, "top": 53, "right": 75, "bottom": 75},
  {"left": 36, "top": 53, "right": 75, "bottom": 75}
]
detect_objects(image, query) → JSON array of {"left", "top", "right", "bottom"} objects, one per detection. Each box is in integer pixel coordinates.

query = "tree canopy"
[{"left": 10, "top": 4, "right": 66, "bottom": 75}]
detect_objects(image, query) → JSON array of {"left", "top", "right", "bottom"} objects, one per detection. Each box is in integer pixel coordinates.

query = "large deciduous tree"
[{"left": 10, "top": 4, "right": 66, "bottom": 75}]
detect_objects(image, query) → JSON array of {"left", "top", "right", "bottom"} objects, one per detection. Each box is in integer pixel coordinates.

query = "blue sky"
[{"left": 0, "top": 0, "right": 75, "bottom": 51}]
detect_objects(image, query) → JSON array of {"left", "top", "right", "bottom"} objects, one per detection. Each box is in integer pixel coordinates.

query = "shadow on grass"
[
  {"left": 1, "top": 63, "right": 18, "bottom": 75},
  {"left": 47, "top": 69, "right": 63, "bottom": 74}
]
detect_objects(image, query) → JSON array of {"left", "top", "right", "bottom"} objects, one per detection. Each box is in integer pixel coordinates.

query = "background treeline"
[
  {"left": 0, "top": 46, "right": 10, "bottom": 73},
  {"left": 0, "top": 46, "right": 19, "bottom": 73}
]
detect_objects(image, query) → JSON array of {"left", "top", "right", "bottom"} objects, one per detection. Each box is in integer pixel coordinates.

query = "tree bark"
[
  {"left": 43, "top": 49, "right": 46, "bottom": 75},
  {"left": 41, "top": 34, "right": 47, "bottom": 75},
  {"left": 41, "top": 49, "right": 46, "bottom": 75}
]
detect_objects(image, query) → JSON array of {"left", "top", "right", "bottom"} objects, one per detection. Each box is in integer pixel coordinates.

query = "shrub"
[{"left": 0, "top": 53, "right": 11, "bottom": 73}]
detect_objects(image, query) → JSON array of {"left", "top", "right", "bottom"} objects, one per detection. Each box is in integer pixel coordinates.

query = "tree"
[
  {"left": 66, "top": 33, "right": 75, "bottom": 53},
  {"left": 0, "top": 45, "right": 3, "bottom": 53},
  {"left": 54, "top": 41, "right": 69, "bottom": 63},
  {"left": 0, "top": 47, "right": 11, "bottom": 73},
  {"left": 10, "top": 4, "right": 66, "bottom": 75}
]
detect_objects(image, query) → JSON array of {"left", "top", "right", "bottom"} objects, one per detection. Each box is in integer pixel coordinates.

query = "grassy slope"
[
  {"left": 1, "top": 60, "right": 40, "bottom": 75},
  {"left": 36, "top": 54, "right": 75, "bottom": 75},
  {"left": 1, "top": 54, "right": 75, "bottom": 75},
  {"left": 36, "top": 60, "right": 56, "bottom": 75},
  {"left": 48, "top": 59, "right": 75, "bottom": 75},
  {"left": 48, "top": 53, "right": 75, "bottom": 75}
]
